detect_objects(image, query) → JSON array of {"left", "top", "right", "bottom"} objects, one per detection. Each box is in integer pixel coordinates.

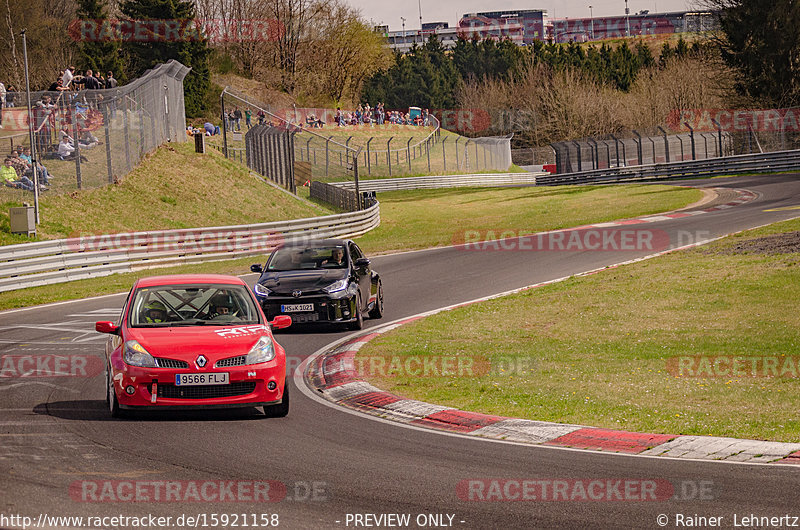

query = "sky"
[{"left": 346, "top": 0, "right": 700, "bottom": 31}]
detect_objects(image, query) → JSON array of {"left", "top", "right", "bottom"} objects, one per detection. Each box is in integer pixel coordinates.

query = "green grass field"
[
  {"left": 0, "top": 141, "right": 332, "bottom": 245},
  {"left": 357, "top": 217, "right": 800, "bottom": 442}
]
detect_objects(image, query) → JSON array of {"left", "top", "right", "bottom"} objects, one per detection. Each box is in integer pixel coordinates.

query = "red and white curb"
[{"left": 302, "top": 189, "right": 800, "bottom": 465}]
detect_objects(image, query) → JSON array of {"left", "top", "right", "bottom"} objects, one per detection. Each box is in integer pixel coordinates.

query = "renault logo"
[
  {"left": 292, "top": 290, "right": 302, "bottom": 298},
  {"left": 196, "top": 355, "right": 208, "bottom": 368}
]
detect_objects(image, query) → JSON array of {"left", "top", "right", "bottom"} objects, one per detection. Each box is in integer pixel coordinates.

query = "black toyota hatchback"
[{"left": 250, "top": 239, "right": 383, "bottom": 330}]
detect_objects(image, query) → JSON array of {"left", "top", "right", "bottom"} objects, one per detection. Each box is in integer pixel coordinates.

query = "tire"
[
  {"left": 107, "top": 367, "right": 127, "bottom": 419},
  {"left": 368, "top": 281, "right": 384, "bottom": 319},
  {"left": 263, "top": 379, "right": 289, "bottom": 418},
  {"left": 348, "top": 293, "right": 363, "bottom": 330}
]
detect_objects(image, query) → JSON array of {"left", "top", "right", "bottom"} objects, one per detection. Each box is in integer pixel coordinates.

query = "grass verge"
[
  {"left": 357, "top": 217, "right": 800, "bottom": 442},
  {"left": 356, "top": 184, "right": 702, "bottom": 254},
  {"left": 0, "top": 183, "right": 701, "bottom": 310}
]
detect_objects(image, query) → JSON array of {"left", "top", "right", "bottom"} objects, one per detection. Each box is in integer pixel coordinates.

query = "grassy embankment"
[{"left": 358, "top": 217, "right": 800, "bottom": 442}]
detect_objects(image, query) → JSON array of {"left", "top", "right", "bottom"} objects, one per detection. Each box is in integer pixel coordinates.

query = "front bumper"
[
  {"left": 113, "top": 362, "right": 285, "bottom": 408},
  {"left": 260, "top": 295, "right": 356, "bottom": 325}
]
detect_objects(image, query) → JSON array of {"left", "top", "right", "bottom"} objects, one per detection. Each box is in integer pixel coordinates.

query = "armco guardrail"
[
  {"left": 334, "top": 173, "right": 542, "bottom": 193},
  {"left": 0, "top": 204, "right": 379, "bottom": 293},
  {"left": 536, "top": 149, "right": 800, "bottom": 186}
]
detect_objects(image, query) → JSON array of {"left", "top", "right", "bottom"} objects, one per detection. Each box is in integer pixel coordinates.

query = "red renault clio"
[{"left": 95, "top": 274, "right": 291, "bottom": 418}]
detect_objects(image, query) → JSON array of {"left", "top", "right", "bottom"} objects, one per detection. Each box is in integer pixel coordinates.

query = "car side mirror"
[
  {"left": 95, "top": 321, "right": 119, "bottom": 334},
  {"left": 354, "top": 257, "right": 370, "bottom": 269},
  {"left": 270, "top": 315, "right": 292, "bottom": 330},
  {"left": 250, "top": 264, "right": 263, "bottom": 273}
]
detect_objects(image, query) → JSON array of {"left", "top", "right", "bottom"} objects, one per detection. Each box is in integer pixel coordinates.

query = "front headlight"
[
  {"left": 245, "top": 336, "right": 276, "bottom": 365},
  {"left": 323, "top": 278, "right": 348, "bottom": 294},
  {"left": 254, "top": 283, "right": 271, "bottom": 297},
  {"left": 123, "top": 340, "right": 157, "bottom": 368}
]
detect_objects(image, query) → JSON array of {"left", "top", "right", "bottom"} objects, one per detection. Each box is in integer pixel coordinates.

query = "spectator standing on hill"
[
  {"left": 105, "top": 72, "right": 117, "bottom": 89},
  {"left": 244, "top": 108, "right": 252, "bottom": 128},
  {"left": 83, "top": 70, "right": 100, "bottom": 90},
  {"left": 0, "top": 81, "right": 5, "bottom": 108},
  {"left": 257, "top": 109, "right": 265, "bottom": 125},
  {"left": 61, "top": 66, "right": 75, "bottom": 89},
  {"left": 233, "top": 107, "right": 242, "bottom": 131},
  {"left": 5, "top": 85, "right": 15, "bottom": 107}
]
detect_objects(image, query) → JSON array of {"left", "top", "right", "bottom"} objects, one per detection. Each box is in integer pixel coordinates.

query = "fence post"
[
  {"left": 123, "top": 96, "right": 131, "bottom": 171},
  {"left": 684, "top": 122, "right": 696, "bottom": 160},
  {"left": 426, "top": 137, "right": 431, "bottom": 172},
  {"left": 648, "top": 137, "right": 656, "bottom": 163},
  {"left": 306, "top": 137, "right": 312, "bottom": 163},
  {"left": 632, "top": 131, "right": 643, "bottom": 166},
  {"left": 325, "top": 136, "right": 332, "bottom": 177},
  {"left": 455, "top": 137, "right": 460, "bottom": 169},
  {"left": 442, "top": 136, "right": 447, "bottom": 172},
  {"left": 72, "top": 105, "right": 82, "bottom": 189},
  {"left": 387, "top": 137, "right": 393, "bottom": 176},
  {"left": 353, "top": 149, "right": 361, "bottom": 210},
  {"left": 610, "top": 135, "right": 620, "bottom": 167},
  {"left": 102, "top": 104, "right": 113, "bottom": 183},
  {"left": 711, "top": 119, "right": 723, "bottom": 157},
  {"left": 572, "top": 140, "right": 582, "bottom": 172},
  {"left": 587, "top": 138, "right": 598, "bottom": 169},
  {"left": 407, "top": 137, "right": 413, "bottom": 171},
  {"left": 475, "top": 142, "right": 480, "bottom": 171},
  {"left": 366, "top": 137, "right": 373, "bottom": 175},
  {"left": 657, "top": 126, "right": 670, "bottom": 162},
  {"left": 677, "top": 135, "right": 685, "bottom": 161}
]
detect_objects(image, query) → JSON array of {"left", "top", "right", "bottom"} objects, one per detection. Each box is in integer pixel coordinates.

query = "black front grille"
[
  {"left": 155, "top": 358, "right": 189, "bottom": 369},
  {"left": 150, "top": 382, "right": 257, "bottom": 399},
  {"left": 215, "top": 355, "right": 247, "bottom": 368}
]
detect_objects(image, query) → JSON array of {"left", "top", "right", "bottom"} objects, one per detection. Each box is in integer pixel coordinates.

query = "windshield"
[
  {"left": 267, "top": 245, "right": 347, "bottom": 271},
  {"left": 129, "top": 284, "right": 261, "bottom": 327}
]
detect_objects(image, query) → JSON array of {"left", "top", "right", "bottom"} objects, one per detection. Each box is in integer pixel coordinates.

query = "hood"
[
  {"left": 258, "top": 269, "right": 348, "bottom": 295},
  {"left": 126, "top": 325, "right": 271, "bottom": 361}
]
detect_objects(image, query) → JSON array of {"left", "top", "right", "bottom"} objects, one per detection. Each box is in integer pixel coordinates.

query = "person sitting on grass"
[
  {"left": 0, "top": 158, "right": 36, "bottom": 191},
  {"left": 14, "top": 148, "right": 51, "bottom": 185}
]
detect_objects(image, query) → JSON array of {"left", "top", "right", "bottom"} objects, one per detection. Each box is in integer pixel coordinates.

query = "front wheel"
[
  {"left": 368, "top": 281, "right": 384, "bottom": 319},
  {"left": 107, "top": 367, "right": 127, "bottom": 419},
  {"left": 263, "top": 379, "right": 289, "bottom": 418},
  {"left": 348, "top": 293, "right": 363, "bottom": 330}
]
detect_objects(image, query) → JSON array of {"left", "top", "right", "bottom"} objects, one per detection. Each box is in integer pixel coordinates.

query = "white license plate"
[
  {"left": 281, "top": 303, "right": 314, "bottom": 312},
  {"left": 175, "top": 373, "right": 229, "bottom": 386}
]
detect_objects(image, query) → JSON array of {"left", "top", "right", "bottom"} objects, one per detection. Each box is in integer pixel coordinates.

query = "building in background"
[{"left": 383, "top": 9, "right": 717, "bottom": 52}]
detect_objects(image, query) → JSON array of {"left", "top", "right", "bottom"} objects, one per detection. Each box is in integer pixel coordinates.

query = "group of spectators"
[
  {"left": 223, "top": 107, "right": 255, "bottom": 132},
  {"left": 333, "top": 103, "right": 431, "bottom": 127},
  {"left": 49, "top": 67, "right": 118, "bottom": 93},
  {"left": 0, "top": 147, "right": 52, "bottom": 192}
]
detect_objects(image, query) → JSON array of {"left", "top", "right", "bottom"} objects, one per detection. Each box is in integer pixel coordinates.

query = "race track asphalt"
[{"left": 1, "top": 174, "right": 799, "bottom": 529}]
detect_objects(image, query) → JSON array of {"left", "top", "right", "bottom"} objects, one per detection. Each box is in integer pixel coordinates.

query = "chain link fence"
[
  {"left": 216, "top": 87, "right": 513, "bottom": 185},
  {"left": 0, "top": 61, "right": 190, "bottom": 202}
]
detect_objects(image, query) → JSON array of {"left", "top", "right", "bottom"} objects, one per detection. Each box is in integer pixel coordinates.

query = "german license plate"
[
  {"left": 175, "top": 372, "right": 229, "bottom": 386},
  {"left": 281, "top": 303, "right": 314, "bottom": 312}
]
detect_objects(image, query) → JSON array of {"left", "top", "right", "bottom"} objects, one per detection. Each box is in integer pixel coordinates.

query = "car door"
[{"left": 348, "top": 242, "right": 370, "bottom": 311}]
